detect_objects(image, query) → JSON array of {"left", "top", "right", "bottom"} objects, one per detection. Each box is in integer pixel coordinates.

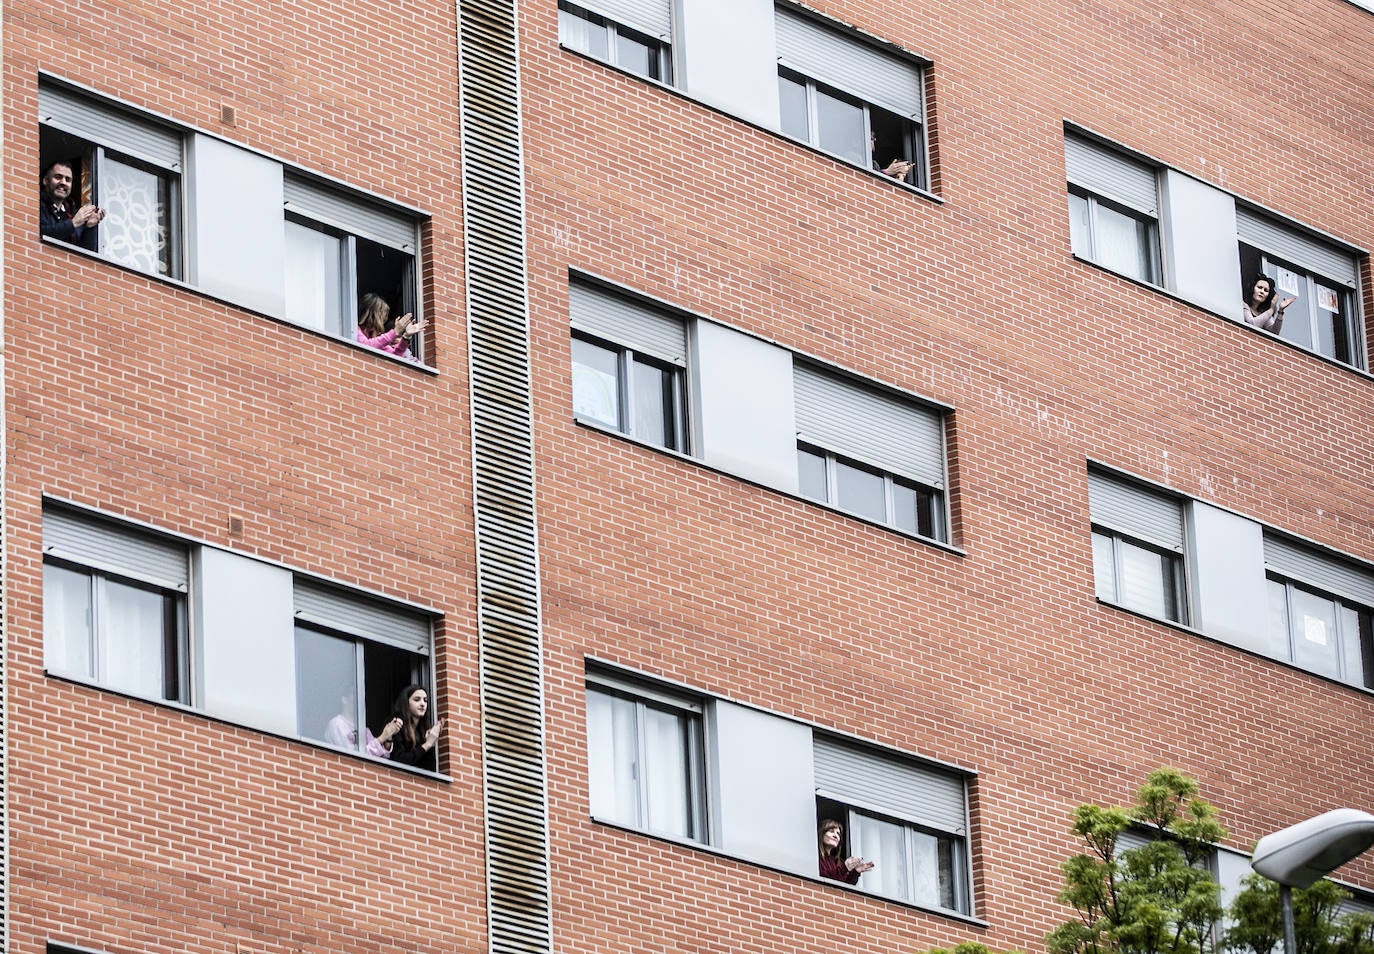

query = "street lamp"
[{"left": 1251, "top": 809, "right": 1374, "bottom": 954}]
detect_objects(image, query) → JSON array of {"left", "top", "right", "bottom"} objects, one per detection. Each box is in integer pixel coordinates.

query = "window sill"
[
  {"left": 1092, "top": 597, "right": 1374, "bottom": 699},
  {"left": 588, "top": 815, "right": 988, "bottom": 926},
  {"left": 39, "top": 235, "right": 440, "bottom": 375},
  {"left": 1069, "top": 253, "right": 1372, "bottom": 383},
  {"left": 573, "top": 416, "right": 966, "bottom": 557},
  {"left": 44, "top": 668, "right": 453, "bottom": 781},
  {"left": 557, "top": 45, "right": 943, "bottom": 204}
]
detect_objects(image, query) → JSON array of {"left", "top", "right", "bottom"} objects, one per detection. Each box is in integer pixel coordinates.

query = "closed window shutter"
[
  {"left": 1087, "top": 472, "right": 1184, "bottom": 552},
  {"left": 283, "top": 173, "right": 418, "bottom": 252},
  {"left": 814, "top": 735, "right": 967, "bottom": 835},
  {"left": 1263, "top": 535, "right": 1374, "bottom": 609},
  {"left": 1065, "top": 134, "right": 1158, "bottom": 216},
  {"left": 42, "top": 507, "right": 188, "bottom": 591},
  {"left": 579, "top": 0, "right": 671, "bottom": 38},
  {"left": 774, "top": 7, "right": 922, "bottom": 119},
  {"left": 39, "top": 83, "right": 183, "bottom": 171},
  {"left": 293, "top": 579, "right": 432, "bottom": 654},
  {"left": 570, "top": 282, "right": 688, "bottom": 366},
  {"left": 1236, "top": 208, "right": 1358, "bottom": 289},
  {"left": 793, "top": 363, "right": 944, "bottom": 489}
]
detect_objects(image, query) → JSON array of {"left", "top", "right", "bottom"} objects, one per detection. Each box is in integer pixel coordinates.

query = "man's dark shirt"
[{"left": 40, "top": 196, "right": 96, "bottom": 249}]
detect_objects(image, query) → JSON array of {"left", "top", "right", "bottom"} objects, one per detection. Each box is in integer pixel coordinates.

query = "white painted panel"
[
  {"left": 188, "top": 135, "right": 285, "bottom": 316},
  {"left": 1161, "top": 171, "right": 1241, "bottom": 318},
  {"left": 711, "top": 701, "right": 816, "bottom": 874},
  {"left": 678, "top": 0, "right": 780, "bottom": 129},
  {"left": 694, "top": 322, "right": 798, "bottom": 492},
  {"left": 197, "top": 548, "right": 296, "bottom": 734},
  {"left": 1191, "top": 503, "right": 1269, "bottom": 653}
]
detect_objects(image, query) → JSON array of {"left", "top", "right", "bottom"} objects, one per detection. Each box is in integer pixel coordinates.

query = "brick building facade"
[{"left": 4, "top": 0, "right": 1373, "bottom": 951}]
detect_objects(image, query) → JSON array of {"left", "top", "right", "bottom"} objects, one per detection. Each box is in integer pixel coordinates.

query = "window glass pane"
[
  {"left": 571, "top": 338, "right": 621, "bottom": 429},
  {"left": 1265, "top": 263, "right": 1313, "bottom": 350},
  {"left": 100, "top": 154, "right": 174, "bottom": 276},
  {"left": 1311, "top": 282, "right": 1350, "bottom": 362},
  {"left": 559, "top": 6, "right": 609, "bottom": 59},
  {"left": 586, "top": 690, "right": 641, "bottom": 826},
  {"left": 285, "top": 220, "right": 343, "bottom": 334},
  {"left": 1068, "top": 192, "right": 1092, "bottom": 259},
  {"left": 911, "top": 829, "right": 958, "bottom": 910},
  {"left": 798, "top": 448, "right": 828, "bottom": 502},
  {"left": 295, "top": 626, "right": 360, "bottom": 750},
  {"left": 815, "top": 88, "right": 866, "bottom": 166},
  {"left": 101, "top": 579, "right": 174, "bottom": 699},
  {"left": 1092, "top": 532, "right": 1117, "bottom": 602},
  {"left": 893, "top": 483, "right": 918, "bottom": 534},
  {"left": 1290, "top": 587, "right": 1340, "bottom": 678},
  {"left": 1267, "top": 578, "right": 1291, "bottom": 658},
  {"left": 1094, "top": 202, "right": 1152, "bottom": 282},
  {"left": 1118, "top": 539, "right": 1175, "bottom": 619},
  {"left": 834, "top": 459, "right": 886, "bottom": 523},
  {"left": 779, "top": 73, "right": 809, "bottom": 142},
  {"left": 850, "top": 812, "right": 909, "bottom": 901},
  {"left": 44, "top": 563, "right": 94, "bottom": 677},
  {"left": 615, "top": 31, "right": 661, "bottom": 81},
  {"left": 631, "top": 358, "right": 676, "bottom": 449},
  {"left": 1338, "top": 605, "right": 1373, "bottom": 689},
  {"left": 641, "top": 704, "right": 693, "bottom": 838}
]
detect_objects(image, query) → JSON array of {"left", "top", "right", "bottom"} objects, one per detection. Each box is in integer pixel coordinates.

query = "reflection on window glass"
[
  {"left": 816, "top": 89, "right": 867, "bottom": 166},
  {"left": 641, "top": 705, "right": 692, "bottom": 838},
  {"left": 616, "top": 32, "right": 655, "bottom": 79},
  {"left": 632, "top": 360, "right": 673, "bottom": 448},
  {"left": 1068, "top": 193, "right": 1091, "bottom": 259},
  {"left": 1118, "top": 539, "right": 1173, "bottom": 619},
  {"left": 101, "top": 155, "right": 174, "bottom": 276},
  {"left": 1290, "top": 587, "right": 1341, "bottom": 679},
  {"left": 587, "top": 690, "right": 640, "bottom": 826},
  {"left": 285, "top": 219, "right": 344, "bottom": 334},
  {"left": 1092, "top": 531, "right": 1117, "bottom": 602},
  {"left": 102, "top": 579, "right": 173, "bottom": 699},
  {"left": 798, "top": 448, "right": 828, "bottom": 501},
  {"left": 835, "top": 460, "right": 886, "bottom": 523},
  {"left": 1094, "top": 203, "right": 1152, "bottom": 282},
  {"left": 571, "top": 338, "right": 621, "bottom": 428},
  {"left": 44, "top": 564, "right": 93, "bottom": 677},
  {"left": 779, "top": 73, "right": 809, "bottom": 141},
  {"left": 296, "top": 626, "right": 360, "bottom": 750},
  {"left": 558, "top": 6, "right": 609, "bottom": 59}
]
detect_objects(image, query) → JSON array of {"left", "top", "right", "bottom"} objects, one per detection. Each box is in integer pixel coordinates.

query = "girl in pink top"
[{"left": 357, "top": 292, "right": 426, "bottom": 357}]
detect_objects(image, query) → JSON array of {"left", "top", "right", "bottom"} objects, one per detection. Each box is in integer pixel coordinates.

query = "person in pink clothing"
[{"left": 356, "top": 292, "right": 426, "bottom": 357}]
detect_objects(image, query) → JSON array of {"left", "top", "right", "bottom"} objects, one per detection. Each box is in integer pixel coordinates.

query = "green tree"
[
  {"left": 1224, "top": 874, "right": 1374, "bottom": 954},
  {"left": 1046, "top": 768, "right": 1227, "bottom": 954}
]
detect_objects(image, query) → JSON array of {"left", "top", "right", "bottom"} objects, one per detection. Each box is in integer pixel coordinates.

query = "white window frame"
[{"left": 1088, "top": 471, "right": 1189, "bottom": 624}]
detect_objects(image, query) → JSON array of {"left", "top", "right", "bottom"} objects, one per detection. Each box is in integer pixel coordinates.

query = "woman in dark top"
[
  {"left": 375, "top": 684, "right": 444, "bottom": 772},
  {"left": 818, "top": 818, "right": 873, "bottom": 884}
]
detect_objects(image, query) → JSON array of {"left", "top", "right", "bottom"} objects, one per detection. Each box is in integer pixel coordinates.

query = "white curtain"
[
  {"left": 587, "top": 691, "right": 641, "bottom": 826},
  {"left": 44, "top": 564, "right": 93, "bottom": 677},
  {"left": 642, "top": 705, "right": 690, "bottom": 837},
  {"left": 285, "top": 220, "right": 343, "bottom": 334},
  {"left": 851, "top": 813, "right": 909, "bottom": 901},
  {"left": 101, "top": 580, "right": 168, "bottom": 698}
]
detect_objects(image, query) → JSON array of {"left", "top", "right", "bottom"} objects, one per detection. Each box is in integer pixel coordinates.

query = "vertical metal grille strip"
[{"left": 457, "top": 0, "right": 552, "bottom": 951}]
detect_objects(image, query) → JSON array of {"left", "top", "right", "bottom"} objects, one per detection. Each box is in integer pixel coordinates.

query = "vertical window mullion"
[
  {"left": 341, "top": 234, "right": 359, "bottom": 340},
  {"left": 354, "top": 640, "right": 367, "bottom": 751},
  {"left": 620, "top": 349, "right": 635, "bottom": 437},
  {"left": 90, "top": 574, "right": 107, "bottom": 681},
  {"left": 632, "top": 699, "right": 651, "bottom": 828},
  {"left": 806, "top": 79, "right": 820, "bottom": 147},
  {"left": 1110, "top": 534, "right": 1125, "bottom": 605}
]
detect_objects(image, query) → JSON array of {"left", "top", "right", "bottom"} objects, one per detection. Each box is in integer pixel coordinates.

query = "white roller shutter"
[
  {"left": 570, "top": 282, "right": 688, "bottom": 366},
  {"left": 283, "top": 173, "right": 418, "bottom": 252},
  {"left": 39, "top": 83, "right": 183, "bottom": 171},
  {"left": 814, "top": 735, "right": 967, "bottom": 835},
  {"left": 580, "top": 0, "right": 672, "bottom": 38},
  {"left": 1088, "top": 472, "right": 1185, "bottom": 552},
  {"left": 794, "top": 363, "right": 944, "bottom": 489},
  {"left": 1236, "top": 208, "right": 1358, "bottom": 289},
  {"left": 1263, "top": 535, "right": 1374, "bottom": 609},
  {"left": 43, "top": 507, "right": 188, "bottom": 591},
  {"left": 293, "top": 579, "right": 432, "bottom": 654},
  {"left": 1065, "top": 134, "right": 1158, "bottom": 216},
  {"left": 775, "top": 7, "right": 922, "bottom": 118}
]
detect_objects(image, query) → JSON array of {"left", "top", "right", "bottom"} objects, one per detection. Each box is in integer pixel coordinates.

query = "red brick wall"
[
  {"left": 518, "top": 0, "right": 1374, "bottom": 951},
  {"left": 5, "top": 0, "right": 484, "bottom": 951}
]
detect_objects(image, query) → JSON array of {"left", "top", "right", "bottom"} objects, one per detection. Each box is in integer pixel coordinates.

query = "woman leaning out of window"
[
  {"left": 818, "top": 818, "right": 874, "bottom": 885},
  {"left": 375, "top": 684, "right": 444, "bottom": 772}
]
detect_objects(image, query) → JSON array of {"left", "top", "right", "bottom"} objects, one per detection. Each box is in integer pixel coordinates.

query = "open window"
[
  {"left": 283, "top": 172, "right": 422, "bottom": 358},
  {"left": 38, "top": 81, "right": 183, "bottom": 277},
  {"left": 774, "top": 6, "right": 927, "bottom": 188},
  {"left": 292, "top": 579, "right": 433, "bottom": 757},
  {"left": 1237, "top": 209, "right": 1364, "bottom": 368},
  {"left": 814, "top": 735, "right": 971, "bottom": 913}
]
